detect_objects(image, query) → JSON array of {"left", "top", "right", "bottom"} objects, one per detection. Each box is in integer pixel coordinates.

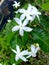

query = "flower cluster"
[
  {"left": 12, "top": 44, "right": 40, "bottom": 62},
  {"left": 11, "top": 2, "right": 41, "bottom": 36},
  {"left": 7, "top": 1, "right": 41, "bottom": 63}
]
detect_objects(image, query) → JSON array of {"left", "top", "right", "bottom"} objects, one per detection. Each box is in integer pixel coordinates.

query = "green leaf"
[{"left": 41, "top": 2, "right": 49, "bottom": 11}]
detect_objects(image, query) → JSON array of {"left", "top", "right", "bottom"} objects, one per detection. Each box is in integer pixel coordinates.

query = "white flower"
[
  {"left": 12, "top": 18, "right": 32, "bottom": 36},
  {"left": 16, "top": 6, "right": 33, "bottom": 20},
  {"left": 28, "top": 4, "right": 41, "bottom": 22},
  {"left": 13, "top": 1, "right": 20, "bottom": 8},
  {"left": 7, "top": 20, "right": 11, "bottom": 23},
  {"left": 27, "top": 44, "right": 40, "bottom": 58},
  {"left": 0, "top": 63, "right": 2, "bottom": 65},
  {"left": 12, "top": 45, "right": 29, "bottom": 62},
  {"left": 0, "top": 0, "right": 4, "bottom": 5}
]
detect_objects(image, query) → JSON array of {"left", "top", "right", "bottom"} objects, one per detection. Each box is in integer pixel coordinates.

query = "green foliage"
[{"left": 41, "top": 2, "right": 49, "bottom": 11}]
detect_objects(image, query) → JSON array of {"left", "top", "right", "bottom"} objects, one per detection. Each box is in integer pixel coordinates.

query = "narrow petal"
[
  {"left": 20, "top": 50, "right": 29, "bottom": 55},
  {"left": 35, "top": 47, "right": 40, "bottom": 53},
  {"left": 12, "top": 49, "right": 17, "bottom": 54},
  {"left": 30, "top": 15, "right": 35, "bottom": 22},
  {"left": 23, "top": 19, "right": 29, "bottom": 26},
  {"left": 15, "top": 55, "right": 19, "bottom": 61},
  {"left": 32, "top": 53, "right": 36, "bottom": 57},
  {"left": 19, "top": 28, "right": 24, "bottom": 36},
  {"left": 27, "top": 4, "right": 32, "bottom": 12},
  {"left": 20, "top": 14, "right": 25, "bottom": 21},
  {"left": 38, "top": 12, "right": 41, "bottom": 15},
  {"left": 14, "top": 18, "right": 22, "bottom": 25},
  {"left": 23, "top": 27, "right": 32, "bottom": 32},
  {"left": 27, "top": 14, "right": 32, "bottom": 20},
  {"left": 31, "top": 45, "right": 36, "bottom": 53},
  {"left": 32, "top": 6, "right": 38, "bottom": 12},
  {"left": 16, "top": 45, "right": 20, "bottom": 53},
  {"left": 18, "top": 9, "right": 26, "bottom": 13},
  {"left": 26, "top": 54, "right": 31, "bottom": 58},
  {"left": 12, "top": 26, "right": 19, "bottom": 32},
  {"left": 20, "top": 56, "right": 28, "bottom": 62}
]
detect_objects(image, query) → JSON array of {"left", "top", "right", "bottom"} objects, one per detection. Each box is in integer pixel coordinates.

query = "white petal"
[
  {"left": 23, "top": 27, "right": 32, "bottom": 32},
  {"left": 27, "top": 4, "right": 32, "bottom": 11},
  {"left": 38, "top": 12, "right": 41, "bottom": 15},
  {"left": 20, "top": 56, "right": 28, "bottom": 62},
  {"left": 32, "top": 6, "right": 38, "bottom": 12},
  {"left": 35, "top": 47, "right": 40, "bottom": 53},
  {"left": 23, "top": 19, "right": 29, "bottom": 26},
  {"left": 31, "top": 45, "right": 36, "bottom": 53},
  {"left": 26, "top": 14, "right": 32, "bottom": 20},
  {"left": 18, "top": 9, "right": 26, "bottom": 13},
  {"left": 16, "top": 45, "right": 20, "bottom": 53},
  {"left": 32, "top": 53, "right": 36, "bottom": 57},
  {"left": 20, "top": 14, "right": 25, "bottom": 21},
  {"left": 15, "top": 55, "right": 19, "bottom": 61},
  {"left": 12, "top": 49, "right": 17, "bottom": 54},
  {"left": 14, "top": 18, "right": 22, "bottom": 25},
  {"left": 19, "top": 28, "right": 24, "bottom": 36},
  {"left": 26, "top": 53, "right": 31, "bottom": 58},
  {"left": 12, "top": 26, "right": 19, "bottom": 32},
  {"left": 30, "top": 15, "right": 35, "bottom": 22},
  {"left": 20, "top": 50, "right": 29, "bottom": 55}
]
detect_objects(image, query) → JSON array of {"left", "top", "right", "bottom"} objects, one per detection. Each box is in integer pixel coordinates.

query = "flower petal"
[
  {"left": 31, "top": 45, "right": 36, "bottom": 53},
  {"left": 26, "top": 14, "right": 32, "bottom": 20},
  {"left": 12, "top": 49, "right": 17, "bottom": 54},
  {"left": 30, "top": 15, "right": 35, "bottom": 22},
  {"left": 20, "top": 56, "right": 28, "bottom": 62},
  {"left": 23, "top": 27, "right": 32, "bottom": 32},
  {"left": 16, "top": 45, "right": 20, "bottom": 53},
  {"left": 20, "top": 50, "right": 29, "bottom": 55},
  {"left": 27, "top": 4, "right": 32, "bottom": 12},
  {"left": 26, "top": 53, "right": 31, "bottom": 58},
  {"left": 20, "top": 14, "right": 25, "bottom": 21},
  {"left": 35, "top": 47, "right": 40, "bottom": 53},
  {"left": 14, "top": 18, "right": 22, "bottom": 25},
  {"left": 31, "top": 53, "right": 36, "bottom": 57},
  {"left": 12, "top": 26, "right": 19, "bottom": 32},
  {"left": 19, "top": 28, "right": 24, "bottom": 36},
  {"left": 17, "top": 9, "right": 26, "bottom": 13},
  {"left": 23, "top": 19, "right": 29, "bottom": 26},
  {"left": 15, "top": 55, "right": 19, "bottom": 61}
]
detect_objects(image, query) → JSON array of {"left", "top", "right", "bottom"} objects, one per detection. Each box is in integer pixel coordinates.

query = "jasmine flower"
[
  {"left": 12, "top": 45, "right": 29, "bottom": 62},
  {"left": 13, "top": 1, "right": 20, "bottom": 8},
  {"left": 28, "top": 4, "right": 41, "bottom": 22},
  {"left": 27, "top": 44, "right": 40, "bottom": 58},
  {"left": 15, "top": 6, "right": 33, "bottom": 20},
  {"left": 12, "top": 18, "right": 32, "bottom": 36}
]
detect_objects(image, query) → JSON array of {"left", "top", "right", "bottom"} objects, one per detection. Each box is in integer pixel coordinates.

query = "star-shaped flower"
[
  {"left": 12, "top": 45, "right": 29, "bottom": 62},
  {"left": 13, "top": 1, "right": 20, "bottom": 8},
  {"left": 16, "top": 6, "right": 33, "bottom": 20},
  {"left": 27, "top": 44, "right": 40, "bottom": 58},
  {"left": 12, "top": 18, "right": 32, "bottom": 36},
  {"left": 28, "top": 4, "right": 41, "bottom": 22}
]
